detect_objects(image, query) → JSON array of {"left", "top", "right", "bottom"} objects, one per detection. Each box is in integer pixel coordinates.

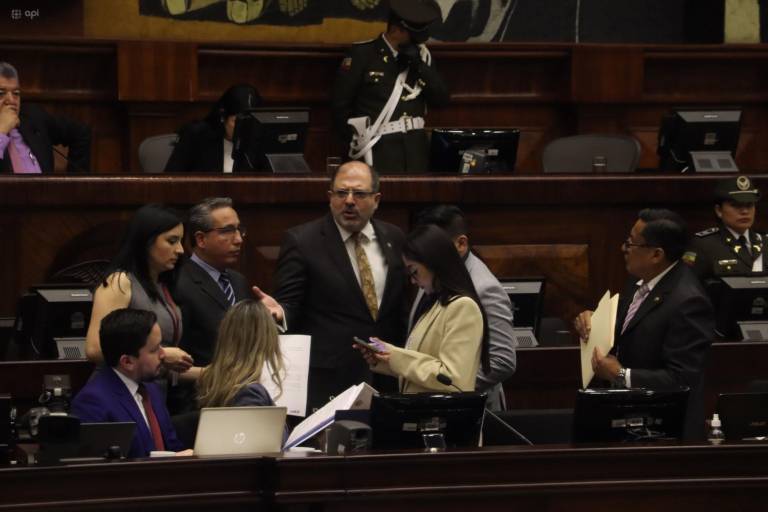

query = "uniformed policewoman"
[{"left": 684, "top": 175, "right": 765, "bottom": 281}]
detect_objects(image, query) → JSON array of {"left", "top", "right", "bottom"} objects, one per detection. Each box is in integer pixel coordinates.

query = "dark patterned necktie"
[
  {"left": 354, "top": 232, "right": 379, "bottom": 320},
  {"left": 218, "top": 271, "right": 235, "bottom": 306}
]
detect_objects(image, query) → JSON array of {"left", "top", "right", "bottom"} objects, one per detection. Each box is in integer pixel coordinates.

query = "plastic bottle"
[{"left": 708, "top": 413, "right": 725, "bottom": 445}]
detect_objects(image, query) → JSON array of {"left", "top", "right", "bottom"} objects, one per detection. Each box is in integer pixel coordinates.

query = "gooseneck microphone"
[{"left": 437, "top": 373, "right": 533, "bottom": 446}]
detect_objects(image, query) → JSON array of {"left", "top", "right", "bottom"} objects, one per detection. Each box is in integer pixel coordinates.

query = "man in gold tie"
[{"left": 262, "top": 161, "right": 407, "bottom": 412}]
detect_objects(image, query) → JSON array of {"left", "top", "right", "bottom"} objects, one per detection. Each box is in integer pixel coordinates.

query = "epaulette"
[{"left": 695, "top": 227, "right": 719, "bottom": 238}]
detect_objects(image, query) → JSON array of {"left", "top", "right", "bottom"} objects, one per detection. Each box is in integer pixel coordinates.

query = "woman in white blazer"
[{"left": 356, "top": 224, "right": 489, "bottom": 393}]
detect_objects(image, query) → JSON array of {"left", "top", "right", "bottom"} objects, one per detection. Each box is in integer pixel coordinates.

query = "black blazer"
[
  {"left": 172, "top": 257, "right": 253, "bottom": 366},
  {"left": 273, "top": 214, "right": 407, "bottom": 402},
  {"left": 164, "top": 121, "right": 225, "bottom": 173},
  {"left": 611, "top": 262, "right": 714, "bottom": 440},
  {"left": 0, "top": 104, "right": 90, "bottom": 173}
]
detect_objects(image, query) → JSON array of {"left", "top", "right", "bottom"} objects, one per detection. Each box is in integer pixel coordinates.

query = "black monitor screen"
[
  {"left": 499, "top": 278, "right": 545, "bottom": 334},
  {"left": 709, "top": 276, "right": 768, "bottom": 339},
  {"left": 369, "top": 393, "right": 486, "bottom": 450},
  {"left": 657, "top": 109, "right": 741, "bottom": 172},
  {"left": 429, "top": 128, "right": 520, "bottom": 173},
  {"left": 232, "top": 110, "right": 309, "bottom": 172},
  {"left": 14, "top": 285, "right": 92, "bottom": 360},
  {"left": 572, "top": 388, "right": 689, "bottom": 443},
  {"left": 716, "top": 392, "right": 768, "bottom": 440}
]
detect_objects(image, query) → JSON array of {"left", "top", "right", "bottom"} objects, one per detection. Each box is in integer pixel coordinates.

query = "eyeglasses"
[
  {"left": 205, "top": 225, "right": 246, "bottom": 238},
  {"left": 331, "top": 189, "right": 376, "bottom": 201},
  {"left": 622, "top": 237, "right": 654, "bottom": 250}
]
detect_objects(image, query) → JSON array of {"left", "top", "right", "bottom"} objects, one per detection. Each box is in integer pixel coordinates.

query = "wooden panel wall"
[
  {"left": 0, "top": 175, "right": 760, "bottom": 325},
  {"left": 2, "top": 39, "right": 768, "bottom": 174}
]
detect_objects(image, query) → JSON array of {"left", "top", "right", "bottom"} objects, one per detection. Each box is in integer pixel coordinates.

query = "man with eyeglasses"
[
  {"left": 259, "top": 161, "right": 407, "bottom": 413},
  {"left": 170, "top": 197, "right": 252, "bottom": 413},
  {"left": 574, "top": 209, "right": 714, "bottom": 440},
  {"left": 0, "top": 61, "right": 90, "bottom": 173}
]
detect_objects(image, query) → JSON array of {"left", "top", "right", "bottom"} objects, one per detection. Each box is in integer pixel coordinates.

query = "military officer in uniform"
[
  {"left": 331, "top": 0, "right": 450, "bottom": 173},
  {"left": 684, "top": 175, "right": 764, "bottom": 281}
]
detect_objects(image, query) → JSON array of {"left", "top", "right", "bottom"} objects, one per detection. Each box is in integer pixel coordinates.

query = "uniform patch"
[
  {"left": 340, "top": 57, "right": 352, "bottom": 71},
  {"left": 695, "top": 227, "right": 719, "bottom": 237},
  {"left": 682, "top": 251, "right": 697, "bottom": 265}
]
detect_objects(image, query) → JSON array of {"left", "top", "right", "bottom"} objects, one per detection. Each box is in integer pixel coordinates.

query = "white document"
[
  {"left": 580, "top": 290, "right": 620, "bottom": 389},
  {"left": 284, "top": 382, "right": 378, "bottom": 449},
  {"left": 261, "top": 335, "right": 311, "bottom": 417}
]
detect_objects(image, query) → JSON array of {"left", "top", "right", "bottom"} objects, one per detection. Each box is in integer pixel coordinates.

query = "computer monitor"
[
  {"left": 232, "top": 109, "right": 310, "bottom": 173},
  {"left": 657, "top": 109, "right": 741, "bottom": 172},
  {"left": 572, "top": 388, "right": 689, "bottom": 443},
  {"left": 13, "top": 285, "right": 92, "bottom": 360},
  {"left": 499, "top": 278, "right": 545, "bottom": 347},
  {"left": 369, "top": 392, "right": 487, "bottom": 450},
  {"left": 709, "top": 276, "right": 768, "bottom": 340},
  {"left": 716, "top": 392, "right": 768, "bottom": 441},
  {"left": 429, "top": 128, "right": 520, "bottom": 173}
]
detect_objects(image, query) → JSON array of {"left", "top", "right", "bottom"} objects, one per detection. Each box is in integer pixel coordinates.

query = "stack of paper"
[
  {"left": 262, "top": 335, "right": 311, "bottom": 417},
  {"left": 580, "top": 290, "right": 619, "bottom": 388},
  {"left": 284, "top": 382, "right": 377, "bottom": 449}
]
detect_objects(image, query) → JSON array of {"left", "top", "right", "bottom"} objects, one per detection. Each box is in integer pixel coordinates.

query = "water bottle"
[{"left": 708, "top": 413, "right": 725, "bottom": 445}]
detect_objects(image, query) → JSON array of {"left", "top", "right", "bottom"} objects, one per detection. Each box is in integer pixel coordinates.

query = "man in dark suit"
[
  {"left": 575, "top": 209, "right": 714, "bottom": 440},
  {"left": 0, "top": 62, "right": 90, "bottom": 173},
  {"left": 170, "top": 197, "right": 253, "bottom": 413},
  {"left": 71, "top": 309, "right": 188, "bottom": 458},
  {"left": 259, "top": 161, "right": 407, "bottom": 412}
]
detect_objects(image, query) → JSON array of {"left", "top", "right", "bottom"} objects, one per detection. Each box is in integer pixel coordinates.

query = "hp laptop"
[{"left": 194, "top": 406, "right": 287, "bottom": 456}]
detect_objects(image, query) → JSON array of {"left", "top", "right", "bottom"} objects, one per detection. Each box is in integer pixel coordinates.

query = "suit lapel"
[
  {"left": 322, "top": 215, "right": 370, "bottom": 316},
  {"left": 373, "top": 219, "right": 399, "bottom": 313},
  {"left": 104, "top": 369, "right": 153, "bottom": 449},
  {"left": 621, "top": 264, "right": 680, "bottom": 336},
  {"left": 186, "top": 258, "right": 230, "bottom": 310},
  {"left": 408, "top": 288, "right": 424, "bottom": 333}
]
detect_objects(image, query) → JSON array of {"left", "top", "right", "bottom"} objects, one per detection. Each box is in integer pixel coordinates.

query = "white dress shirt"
[
  {"left": 112, "top": 368, "right": 150, "bottom": 428},
  {"left": 334, "top": 220, "right": 388, "bottom": 307}
]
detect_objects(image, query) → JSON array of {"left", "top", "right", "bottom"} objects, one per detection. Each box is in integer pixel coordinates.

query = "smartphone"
[{"left": 352, "top": 336, "right": 385, "bottom": 354}]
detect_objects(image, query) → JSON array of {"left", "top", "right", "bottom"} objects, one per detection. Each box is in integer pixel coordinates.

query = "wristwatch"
[{"left": 614, "top": 367, "right": 627, "bottom": 388}]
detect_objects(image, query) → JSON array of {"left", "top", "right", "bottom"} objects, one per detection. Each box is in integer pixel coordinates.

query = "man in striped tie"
[
  {"left": 574, "top": 209, "right": 714, "bottom": 440},
  {"left": 171, "top": 197, "right": 253, "bottom": 413}
]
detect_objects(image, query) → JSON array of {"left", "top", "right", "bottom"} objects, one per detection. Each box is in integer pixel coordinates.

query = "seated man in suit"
[
  {"left": 170, "top": 197, "right": 253, "bottom": 413},
  {"left": 413, "top": 204, "right": 516, "bottom": 410},
  {"left": 0, "top": 62, "right": 90, "bottom": 173},
  {"left": 71, "top": 308, "right": 189, "bottom": 457},
  {"left": 574, "top": 209, "right": 714, "bottom": 440}
]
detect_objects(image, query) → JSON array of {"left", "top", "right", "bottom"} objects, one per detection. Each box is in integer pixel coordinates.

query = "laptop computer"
[
  {"left": 67, "top": 422, "right": 136, "bottom": 460},
  {"left": 194, "top": 406, "right": 287, "bottom": 456},
  {"left": 716, "top": 392, "right": 768, "bottom": 441}
]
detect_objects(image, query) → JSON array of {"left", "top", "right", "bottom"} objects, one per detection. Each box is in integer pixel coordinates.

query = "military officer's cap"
[
  {"left": 389, "top": 0, "right": 441, "bottom": 31},
  {"left": 714, "top": 175, "right": 760, "bottom": 204}
]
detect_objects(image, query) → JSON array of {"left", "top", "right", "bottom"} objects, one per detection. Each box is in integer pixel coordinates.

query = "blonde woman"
[{"left": 197, "top": 299, "right": 284, "bottom": 407}]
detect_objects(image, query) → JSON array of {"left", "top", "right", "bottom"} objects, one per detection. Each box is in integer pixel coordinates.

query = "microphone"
[{"left": 436, "top": 373, "right": 533, "bottom": 446}]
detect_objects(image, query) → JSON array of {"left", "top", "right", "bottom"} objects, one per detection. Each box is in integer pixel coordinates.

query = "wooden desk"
[{"left": 2, "top": 444, "right": 768, "bottom": 511}]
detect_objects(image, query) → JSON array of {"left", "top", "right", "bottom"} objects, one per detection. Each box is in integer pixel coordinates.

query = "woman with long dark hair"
[
  {"left": 164, "top": 84, "right": 262, "bottom": 173},
  {"left": 356, "top": 224, "right": 489, "bottom": 393},
  {"left": 85, "top": 204, "right": 193, "bottom": 375}
]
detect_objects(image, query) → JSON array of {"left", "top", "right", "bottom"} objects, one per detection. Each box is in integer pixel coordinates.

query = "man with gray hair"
[
  {"left": 170, "top": 197, "right": 253, "bottom": 412},
  {"left": 0, "top": 62, "right": 90, "bottom": 173}
]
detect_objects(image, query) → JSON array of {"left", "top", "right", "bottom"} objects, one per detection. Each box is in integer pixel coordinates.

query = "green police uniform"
[
  {"left": 331, "top": 36, "right": 449, "bottom": 173},
  {"left": 683, "top": 175, "right": 764, "bottom": 281},
  {"left": 685, "top": 226, "right": 765, "bottom": 281}
]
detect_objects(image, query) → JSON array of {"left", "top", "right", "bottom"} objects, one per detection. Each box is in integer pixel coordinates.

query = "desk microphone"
[{"left": 436, "top": 373, "right": 533, "bottom": 446}]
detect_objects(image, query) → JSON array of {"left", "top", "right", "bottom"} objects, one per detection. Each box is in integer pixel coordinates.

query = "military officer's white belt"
[{"left": 378, "top": 116, "right": 425, "bottom": 135}]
